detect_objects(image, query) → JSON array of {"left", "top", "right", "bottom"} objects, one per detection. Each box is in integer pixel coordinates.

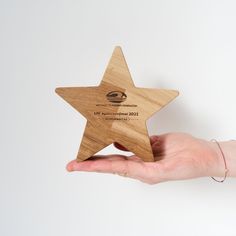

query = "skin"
[{"left": 66, "top": 133, "right": 236, "bottom": 184}]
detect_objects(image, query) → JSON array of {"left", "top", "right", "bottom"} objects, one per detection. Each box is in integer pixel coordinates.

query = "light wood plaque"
[{"left": 55, "top": 46, "right": 179, "bottom": 162}]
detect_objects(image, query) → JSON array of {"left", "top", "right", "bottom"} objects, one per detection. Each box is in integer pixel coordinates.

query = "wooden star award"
[{"left": 55, "top": 46, "right": 179, "bottom": 162}]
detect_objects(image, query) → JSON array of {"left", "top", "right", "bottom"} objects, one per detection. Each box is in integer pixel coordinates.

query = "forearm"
[
  {"left": 219, "top": 141, "right": 236, "bottom": 177},
  {"left": 211, "top": 140, "right": 236, "bottom": 178}
]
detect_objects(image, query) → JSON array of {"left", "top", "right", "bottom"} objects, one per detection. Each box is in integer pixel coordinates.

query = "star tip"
[
  {"left": 55, "top": 87, "right": 64, "bottom": 95},
  {"left": 55, "top": 87, "right": 60, "bottom": 94},
  {"left": 114, "top": 45, "right": 123, "bottom": 51},
  {"left": 172, "top": 90, "right": 180, "bottom": 97}
]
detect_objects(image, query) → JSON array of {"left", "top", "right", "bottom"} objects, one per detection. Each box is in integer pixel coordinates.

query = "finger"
[
  {"left": 150, "top": 135, "right": 160, "bottom": 145},
  {"left": 67, "top": 155, "right": 138, "bottom": 173},
  {"left": 66, "top": 155, "right": 127, "bottom": 171},
  {"left": 151, "top": 134, "right": 167, "bottom": 157},
  {"left": 87, "top": 154, "right": 128, "bottom": 161},
  {"left": 113, "top": 135, "right": 160, "bottom": 152},
  {"left": 152, "top": 141, "right": 164, "bottom": 155},
  {"left": 113, "top": 142, "right": 130, "bottom": 151},
  {"left": 67, "top": 156, "right": 164, "bottom": 184},
  {"left": 67, "top": 158, "right": 129, "bottom": 174}
]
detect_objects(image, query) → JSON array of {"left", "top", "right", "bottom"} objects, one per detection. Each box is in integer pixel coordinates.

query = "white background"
[{"left": 1, "top": 0, "right": 236, "bottom": 235}]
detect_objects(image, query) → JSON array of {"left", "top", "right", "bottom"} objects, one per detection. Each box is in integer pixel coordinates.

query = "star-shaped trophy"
[{"left": 55, "top": 46, "right": 179, "bottom": 162}]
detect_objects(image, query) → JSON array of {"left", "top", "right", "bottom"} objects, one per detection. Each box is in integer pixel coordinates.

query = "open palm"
[{"left": 67, "top": 133, "right": 221, "bottom": 184}]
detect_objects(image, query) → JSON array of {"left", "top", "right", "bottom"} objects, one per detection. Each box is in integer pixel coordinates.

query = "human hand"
[{"left": 66, "top": 133, "right": 224, "bottom": 184}]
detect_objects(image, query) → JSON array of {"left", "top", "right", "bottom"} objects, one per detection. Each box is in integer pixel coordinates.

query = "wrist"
[
  {"left": 218, "top": 141, "right": 236, "bottom": 177},
  {"left": 208, "top": 140, "right": 236, "bottom": 178}
]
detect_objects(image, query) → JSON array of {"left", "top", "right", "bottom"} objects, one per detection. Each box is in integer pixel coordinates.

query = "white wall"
[{"left": 1, "top": 0, "right": 236, "bottom": 235}]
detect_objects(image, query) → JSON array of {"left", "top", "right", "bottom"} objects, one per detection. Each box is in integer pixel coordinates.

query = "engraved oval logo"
[{"left": 106, "top": 91, "right": 127, "bottom": 103}]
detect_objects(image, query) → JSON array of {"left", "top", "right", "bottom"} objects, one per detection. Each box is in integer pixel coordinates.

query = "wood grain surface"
[{"left": 56, "top": 46, "right": 179, "bottom": 162}]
